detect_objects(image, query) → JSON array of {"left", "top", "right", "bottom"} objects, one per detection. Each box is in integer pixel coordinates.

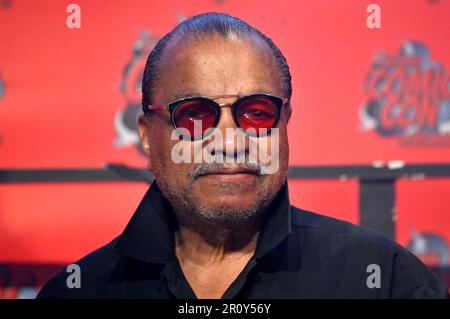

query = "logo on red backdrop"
[
  {"left": 0, "top": 71, "right": 4, "bottom": 146},
  {"left": 407, "top": 230, "right": 449, "bottom": 268},
  {"left": 0, "top": 72, "right": 4, "bottom": 101},
  {"left": 360, "top": 40, "right": 450, "bottom": 147},
  {"left": 113, "top": 31, "right": 159, "bottom": 154},
  {"left": 113, "top": 15, "right": 189, "bottom": 154}
]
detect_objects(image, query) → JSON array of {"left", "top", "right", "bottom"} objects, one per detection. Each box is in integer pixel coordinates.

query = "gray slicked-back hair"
[{"left": 141, "top": 12, "right": 292, "bottom": 111}]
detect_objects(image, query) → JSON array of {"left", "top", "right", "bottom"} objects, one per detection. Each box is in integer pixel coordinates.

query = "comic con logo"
[{"left": 360, "top": 41, "right": 450, "bottom": 147}]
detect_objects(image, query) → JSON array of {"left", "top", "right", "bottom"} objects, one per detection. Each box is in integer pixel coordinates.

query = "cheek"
[
  {"left": 149, "top": 125, "right": 171, "bottom": 163},
  {"left": 260, "top": 131, "right": 289, "bottom": 193},
  {"left": 280, "top": 128, "right": 290, "bottom": 166},
  {"left": 252, "top": 125, "right": 289, "bottom": 176},
  {"left": 277, "top": 121, "right": 290, "bottom": 164},
  {"left": 148, "top": 124, "right": 194, "bottom": 186}
]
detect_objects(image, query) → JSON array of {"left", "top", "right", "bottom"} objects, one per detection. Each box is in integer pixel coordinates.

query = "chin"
[
  {"left": 198, "top": 195, "right": 257, "bottom": 209},
  {"left": 191, "top": 196, "right": 264, "bottom": 222},
  {"left": 193, "top": 206, "right": 260, "bottom": 223},
  {"left": 193, "top": 182, "right": 260, "bottom": 199}
]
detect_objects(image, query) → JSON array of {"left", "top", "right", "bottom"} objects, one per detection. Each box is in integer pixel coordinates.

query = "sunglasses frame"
[{"left": 144, "top": 93, "right": 289, "bottom": 139}]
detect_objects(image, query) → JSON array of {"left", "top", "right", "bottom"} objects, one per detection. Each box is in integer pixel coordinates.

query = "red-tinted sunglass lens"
[
  {"left": 236, "top": 97, "right": 278, "bottom": 134},
  {"left": 173, "top": 100, "right": 217, "bottom": 139}
]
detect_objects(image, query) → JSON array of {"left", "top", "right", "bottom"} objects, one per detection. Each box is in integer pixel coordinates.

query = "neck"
[{"left": 174, "top": 213, "right": 263, "bottom": 265}]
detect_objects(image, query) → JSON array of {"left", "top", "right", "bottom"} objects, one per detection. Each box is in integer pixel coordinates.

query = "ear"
[
  {"left": 285, "top": 103, "right": 292, "bottom": 123},
  {"left": 138, "top": 115, "right": 153, "bottom": 170}
]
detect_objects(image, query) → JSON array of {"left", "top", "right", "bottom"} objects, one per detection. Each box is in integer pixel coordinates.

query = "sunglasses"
[{"left": 144, "top": 93, "right": 289, "bottom": 140}]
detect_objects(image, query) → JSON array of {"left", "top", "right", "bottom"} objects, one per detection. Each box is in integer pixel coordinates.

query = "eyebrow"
[
  {"left": 170, "top": 92, "right": 203, "bottom": 101},
  {"left": 170, "top": 89, "right": 275, "bottom": 101}
]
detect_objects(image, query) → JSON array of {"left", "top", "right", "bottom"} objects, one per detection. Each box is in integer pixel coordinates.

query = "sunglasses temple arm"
[{"left": 145, "top": 105, "right": 166, "bottom": 111}]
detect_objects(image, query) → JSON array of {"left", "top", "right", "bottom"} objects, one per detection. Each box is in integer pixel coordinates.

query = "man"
[{"left": 37, "top": 12, "right": 448, "bottom": 299}]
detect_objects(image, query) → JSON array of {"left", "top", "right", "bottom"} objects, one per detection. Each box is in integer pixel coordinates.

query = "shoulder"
[
  {"left": 289, "top": 206, "right": 449, "bottom": 298},
  {"left": 36, "top": 237, "right": 121, "bottom": 299},
  {"left": 291, "top": 206, "right": 397, "bottom": 248}
]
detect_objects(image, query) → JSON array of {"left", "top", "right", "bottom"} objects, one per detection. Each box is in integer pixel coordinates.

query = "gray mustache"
[
  {"left": 189, "top": 152, "right": 262, "bottom": 179},
  {"left": 191, "top": 162, "right": 261, "bottom": 179}
]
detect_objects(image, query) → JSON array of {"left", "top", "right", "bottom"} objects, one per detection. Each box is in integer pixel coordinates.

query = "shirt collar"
[{"left": 114, "top": 181, "right": 292, "bottom": 263}]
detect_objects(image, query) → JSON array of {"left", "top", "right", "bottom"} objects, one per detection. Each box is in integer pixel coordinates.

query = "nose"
[{"left": 203, "top": 99, "right": 249, "bottom": 161}]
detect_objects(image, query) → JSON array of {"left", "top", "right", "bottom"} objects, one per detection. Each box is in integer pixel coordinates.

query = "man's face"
[{"left": 138, "top": 34, "right": 291, "bottom": 223}]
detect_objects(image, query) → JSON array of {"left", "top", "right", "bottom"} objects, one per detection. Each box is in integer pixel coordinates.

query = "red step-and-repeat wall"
[{"left": 0, "top": 0, "right": 449, "bottom": 292}]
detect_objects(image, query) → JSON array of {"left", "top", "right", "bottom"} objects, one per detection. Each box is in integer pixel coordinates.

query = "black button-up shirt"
[{"left": 37, "top": 182, "right": 448, "bottom": 299}]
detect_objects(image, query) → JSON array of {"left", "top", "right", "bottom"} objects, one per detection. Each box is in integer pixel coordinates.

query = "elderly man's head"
[{"left": 138, "top": 12, "right": 292, "bottom": 226}]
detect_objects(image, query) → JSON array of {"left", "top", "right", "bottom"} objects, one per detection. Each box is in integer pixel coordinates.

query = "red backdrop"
[{"left": 0, "top": 0, "right": 449, "bottom": 268}]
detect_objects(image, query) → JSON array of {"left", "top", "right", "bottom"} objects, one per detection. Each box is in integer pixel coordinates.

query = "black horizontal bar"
[
  {"left": 287, "top": 163, "right": 450, "bottom": 180},
  {"left": 0, "top": 164, "right": 153, "bottom": 183},
  {"left": 0, "top": 163, "right": 450, "bottom": 183}
]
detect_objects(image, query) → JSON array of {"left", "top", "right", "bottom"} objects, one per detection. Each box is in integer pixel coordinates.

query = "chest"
[{"left": 178, "top": 257, "right": 254, "bottom": 299}]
